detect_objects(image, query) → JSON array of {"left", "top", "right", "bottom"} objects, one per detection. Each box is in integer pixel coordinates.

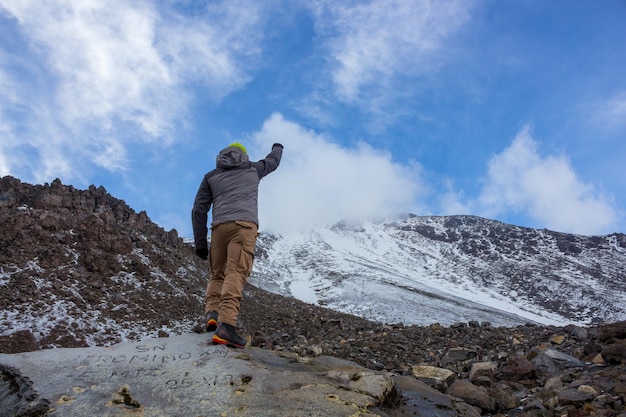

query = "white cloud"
[
  {"left": 0, "top": 67, "right": 15, "bottom": 176},
  {"left": 439, "top": 179, "right": 472, "bottom": 216},
  {"left": 250, "top": 113, "right": 425, "bottom": 234},
  {"left": 3, "top": 0, "right": 176, "bottom": 135},
  {"left": 157, "top": 0, "right": 263, "bottom": 101},
  {"left": 310, "top": 0, "right": 473, "bottom": 102},
  {"left": 592, "top": 91, "right": 626, "bottom": 129},
  {"left": 0, "top": 0, "right": 266, "bottom": 182},
  {"left": 91, "top": 138, "right": 129, "bottom": 172},
  {"left": 477, "top": 126, "right": 618, "bottom": 235}
]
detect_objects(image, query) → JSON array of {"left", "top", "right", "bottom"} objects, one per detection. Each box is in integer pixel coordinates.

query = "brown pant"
[{"left": 205, "top": 221, "right": 257, "bottom": 326}]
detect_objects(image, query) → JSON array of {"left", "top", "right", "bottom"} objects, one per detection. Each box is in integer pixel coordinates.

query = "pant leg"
[
  {"left": 219, "top": 220, "right": 258, "bottom": 326},
  {"left": 205, "top": 224, "right": 228, "bottom": 314}
]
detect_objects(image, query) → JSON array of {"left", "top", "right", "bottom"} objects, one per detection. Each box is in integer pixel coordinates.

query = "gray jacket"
[{"left": 192, "top": 144, "right": 282, "bottom": 250}]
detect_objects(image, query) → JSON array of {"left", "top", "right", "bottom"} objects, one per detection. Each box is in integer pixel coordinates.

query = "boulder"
[
  {"left": 598, "top": 321, "right": 626, "bottom": 342},
  {"left": 531, "top": 348, "right": 584, "bottom": 374},
  {"left": 0, "top": 334, "right": 398, "bottom": 416},
  {"left": 411, "top": 365, "right": 457, "bottom": 391},
  {"left": 446, "top": 380, "right": 495, "bottom": 413},
  {"left": 601, "top": 340, "right": 626, "bottom": 364}
]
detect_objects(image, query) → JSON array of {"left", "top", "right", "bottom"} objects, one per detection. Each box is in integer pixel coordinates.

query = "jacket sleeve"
[
  {"left": 253, "top": 144, "right": 283, "bottom": 179},
  {"left": 191, "top": 175, "right": 213, "bottom": 250}
]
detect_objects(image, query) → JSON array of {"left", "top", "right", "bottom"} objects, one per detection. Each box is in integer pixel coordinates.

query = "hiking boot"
[
  {"left": 212, "top": 323, "right": 246, "bottom": 348},
  {"left": 205, "top": 311, "right": 218, "bottom": 332}
]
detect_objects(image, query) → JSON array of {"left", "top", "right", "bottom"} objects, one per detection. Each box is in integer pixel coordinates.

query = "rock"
[
  {"left": 558, "top": 388, "right": 595, "bottom": 406},
  {"left": 519, "top": 396, "right": 551, "bottom": 416},
  {"left": 0, "top": 334, "right": 399, "bottom": 416},
  {"left": 535, "top": 387, "right": 559, "bottom": 410},
  {"left": 531, "top": 348, "right": 584, "bottom": 374},
  {"left": 411, "top": 365, "right": 456, "bottom": 391},
  {"left": 469, "top": 361, "right": 498, "bottom": 381},
  {"left": 490, "top": 382, "right": 521, "bottom": 410},
  {"left": 598, "top": 321, "right": 626, "bottom": 342},
  {"left": 577, "top": 384, "right": 598, "bottom": 396},
  {"left": 592, "top": 353, "right": 606, "bottom": 364},
  {"left": 394, "top": 376, "right": 481, "bottom": 417},
  {"left": 442, "top": 347, "right": 478, "bottom": 373},
  {"left": 325, "top": 369, "right": 396, "bottom": 405},
  {"left": 496, "top": 356, "right": 536, "bottom": 381},
  {"left": 0, "top": 330, "right": 40, "bottom": 353},
  {"left": 544, "top": 376, "right": 563, "bottom": 390},
  {"left": 602, "top": 340, "right": 626, "bottom": 364},
  {"left": 443, "top": 347, "right": 478, "bottom": 363},
  {"left": 446, "top": 380, "right": 496, "bottom": 413},
  {"left": 564, "top": 325, "right": 589, "bottom": 341}
]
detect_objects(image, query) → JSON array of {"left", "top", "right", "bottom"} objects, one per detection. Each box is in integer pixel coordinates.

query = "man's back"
[{"left": 192, "top": 143, "right": 283, "bottom": 251}]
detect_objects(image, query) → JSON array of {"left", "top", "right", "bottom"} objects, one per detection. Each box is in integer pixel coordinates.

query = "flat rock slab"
[{"left": 0, "top": 333, "right": 396, "bottom": 416}]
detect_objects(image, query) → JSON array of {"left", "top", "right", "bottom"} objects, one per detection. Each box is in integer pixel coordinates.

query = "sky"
[{"left": 1, "top": 0, "right": 625, "bottom": 238}]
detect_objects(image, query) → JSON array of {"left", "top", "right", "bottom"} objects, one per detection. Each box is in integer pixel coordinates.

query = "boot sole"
[
  {"left": 212, "top": 335, "right": 245, "bottom": 348},
  {"left": 206, "top": 319, "right": 218, "bottom": 332}
]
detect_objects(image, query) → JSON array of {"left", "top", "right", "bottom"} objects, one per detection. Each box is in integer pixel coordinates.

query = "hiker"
[{"left": 191, "top": 142, "right": 283, "bottom": 348}]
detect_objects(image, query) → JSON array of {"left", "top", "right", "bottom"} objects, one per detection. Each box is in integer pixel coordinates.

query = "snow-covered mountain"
[
  {"left": 2, "top": 176, "right": 625, "bottom": 353},
  {"left": 250, "top": 215, "right": 626, "bottom": 327}
]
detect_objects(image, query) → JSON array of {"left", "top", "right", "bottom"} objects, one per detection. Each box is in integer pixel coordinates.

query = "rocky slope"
[
  {"left": 0, "top": 176, "right": 206, "bottom": 351},
  {"left": 1, "top": 176, "right": 626, "bottom": 416},
  {"left": 239, "top": 285, "right": 626, "bottom": 416}
]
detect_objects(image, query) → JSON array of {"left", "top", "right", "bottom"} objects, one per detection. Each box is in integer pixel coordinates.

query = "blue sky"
[{"left": 1, "top": 0, "right": 625, "bottom": 237}]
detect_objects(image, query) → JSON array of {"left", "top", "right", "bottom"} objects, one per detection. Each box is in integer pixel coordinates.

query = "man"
[{"left": 192, "top": 142, "right": 283, "bottom": 348}]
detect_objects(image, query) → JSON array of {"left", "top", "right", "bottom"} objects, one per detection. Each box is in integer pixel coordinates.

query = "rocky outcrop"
[
  {"left": 0, "top": 334, "right": 403, "bottom": 416},
  {"left": 0, "top": 176, "right": 206, "bottom": 351}
]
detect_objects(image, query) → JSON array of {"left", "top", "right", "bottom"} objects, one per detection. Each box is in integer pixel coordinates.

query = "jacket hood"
[{"left": 216, "top": 145, "right": 250, "bottom": 168}]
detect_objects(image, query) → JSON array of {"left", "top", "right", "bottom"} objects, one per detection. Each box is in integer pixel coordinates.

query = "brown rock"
[
  {"left": 469, "top": 361, "right": 498, "bottom": 381},
  {"left": 489, "top": 382, "right": 521, "bottom": 410},
  {"left": 591, "top": 353, "right": 606, "bottom": 364},
  {"left": 558, "top": 388, "right": 595, "bottom": 406},
  {"left": 601, "top": 340, "right": 626, "bottom": 364},
  {"left": 496, "top": 356, "right": 536, "bottom": 381},
  {"left": 395, "top": 376, "right": 481, "bottom": 417},
  {"left": 411, "top": 365, "right": 456, "bottom": 391},
  {"left": 446, "top": 380, "right": 495, "bottom": 412},
  {"left": 544, "top": 376, "right": 563, "bottom": 390},
  {"left": 609, "top": 382, "right": 626, "bottom": 395},
  {"left": 598, "top": 321, "right": 626, "bottom": 342},
  {"left": 443, "top": 347, "right": 478, "bottom": 363}
]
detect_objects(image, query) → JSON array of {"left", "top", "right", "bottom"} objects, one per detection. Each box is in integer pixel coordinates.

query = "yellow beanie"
[{"left": 228, "top": 142, "right": 247, "bottom": 154}]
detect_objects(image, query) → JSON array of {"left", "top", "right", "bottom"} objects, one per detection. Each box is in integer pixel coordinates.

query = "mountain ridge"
[{"left": 251, "top": 214, "right": 626, "bottom": 328}]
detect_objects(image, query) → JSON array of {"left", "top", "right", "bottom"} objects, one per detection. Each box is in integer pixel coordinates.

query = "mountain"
[
  {"left": 2, "top": 176, "right": 626, "bottom": 417},
  {"left": 1, "top": 175, "right": 625, "bottom": 352},
  {"left": 251, "top": 216, "right": 626, "bottom": 328}
]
